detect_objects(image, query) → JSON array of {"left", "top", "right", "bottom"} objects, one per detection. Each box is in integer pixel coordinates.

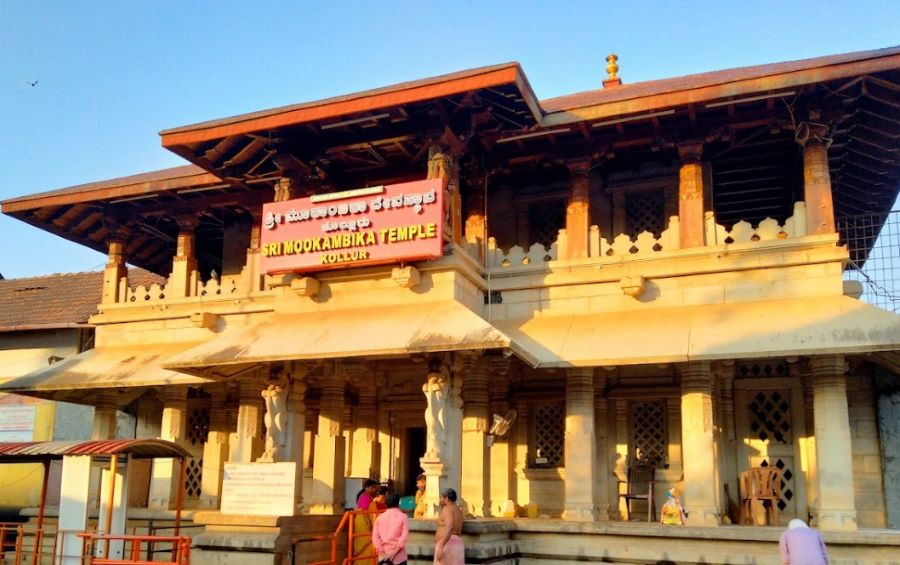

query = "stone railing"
[
  {"left": 118, "top": 270, "right": 243, "bottom": 304},
  {"left": 487, "top": 201, "right": 809, "bottom": 270}
]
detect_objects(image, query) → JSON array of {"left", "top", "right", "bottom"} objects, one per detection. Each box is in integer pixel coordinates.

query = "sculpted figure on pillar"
[
  {"left": 260, "top": 381, "right": 288, "bottom": 462},
  {"left": 423, "top": 364, "right": 448, "bottom": 459}
]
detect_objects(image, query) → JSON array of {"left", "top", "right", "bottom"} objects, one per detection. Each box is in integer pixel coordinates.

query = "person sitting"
[{"left": 414, "top": 473, "right": 427, "bottom": 518}]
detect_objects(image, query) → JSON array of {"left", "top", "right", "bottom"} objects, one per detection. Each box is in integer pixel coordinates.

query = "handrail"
[
  {"left": 305, "top": 509, "right": 384, "bottom": 565},
  {"left": 77, "top": 532, "right": 191, "bottom": 564}
]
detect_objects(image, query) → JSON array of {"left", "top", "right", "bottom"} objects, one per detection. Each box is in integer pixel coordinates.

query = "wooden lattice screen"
[
  {"left": 631, "top": 401, "right": 667, "bottom": 467},
  {"left": 533, "top": 403, "right": 564, "bottom": 467},
  {"left": 625, "top": 189, "right": 665, "bottom": 238}
]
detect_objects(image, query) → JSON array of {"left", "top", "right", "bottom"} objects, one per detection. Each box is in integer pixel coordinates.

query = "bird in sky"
[{"left": 27, "top": 80, "right": 38, "bottom": 87}]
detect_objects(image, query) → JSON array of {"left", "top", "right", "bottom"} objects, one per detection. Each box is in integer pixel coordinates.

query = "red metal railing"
[
  {"left": 307, "top": 509, "right": 384, "bottom": 565},
  {"left": 77, "top": 533, "right": 191, "bottom": 564}
]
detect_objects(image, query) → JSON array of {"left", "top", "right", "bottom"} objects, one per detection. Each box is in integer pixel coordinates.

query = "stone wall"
[
  {"left": 877, "top": 391, "right": 900, "bottom": 529},
  {"left": 848, "top": 372, "right": 887, "bottom": 528}
]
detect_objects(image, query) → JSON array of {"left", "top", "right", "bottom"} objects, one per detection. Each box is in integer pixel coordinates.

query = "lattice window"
[
  {"left": 187, "top": 407, "right": 210, "bottom": 447},
  {"left": 631, "top": 401, "right": 667, "bottom": 467},
  {"left": 528, "top": 200, "right": 565, "bottom": 249},
  {"left": 759, "top": 457, "right": 795, "bottom": 512},
  {"left": 737, "top": 361, "right": 788, "bottom": 378},
  {"left": 625, "top": 189, "right": 665, "bottom": 237},
  {"left": 748, "top": 391, "right": 792, "bottom": 444},
  {"left": 532, "top": 403, "right": 564, "bottom": 467},
  {"left": 184, "top": 457, "right": 203, "bottom": 500}
]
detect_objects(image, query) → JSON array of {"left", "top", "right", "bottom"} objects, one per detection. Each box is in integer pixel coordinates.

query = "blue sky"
[{"left": 1, "top": 1, "right": 899, "bottom": 278}]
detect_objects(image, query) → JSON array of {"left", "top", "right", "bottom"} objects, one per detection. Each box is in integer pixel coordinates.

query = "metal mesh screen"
[{"left": 838, "top": 209, "right": 900, "bottom": 313}]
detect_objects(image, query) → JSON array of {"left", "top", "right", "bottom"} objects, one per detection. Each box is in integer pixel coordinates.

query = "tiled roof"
[{"left": 0, "top": 269, "right": 163, "bottom": 331}]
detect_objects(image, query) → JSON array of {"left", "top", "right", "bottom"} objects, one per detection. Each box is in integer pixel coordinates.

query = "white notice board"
[
  {"left": 221, "top": 462, "right": 297, "bottom": 516},
  {"left": 0, "top": 405, "right": 36, "bottom": 442}
]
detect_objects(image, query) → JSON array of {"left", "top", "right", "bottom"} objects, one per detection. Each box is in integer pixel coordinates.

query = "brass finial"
[{"left": 606, "top": 53, "right": 619, "bottom": 80}]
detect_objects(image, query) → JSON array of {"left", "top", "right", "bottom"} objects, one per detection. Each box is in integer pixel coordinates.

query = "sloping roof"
[
  {"left": 0, "top": 439, "right": 190, "bottom": 462},
  {"left": 0, "top": 269, "right": 163, "bottom": 331},
  {"left": 542, "top": 45, "right": 900, "bottom": 113}
]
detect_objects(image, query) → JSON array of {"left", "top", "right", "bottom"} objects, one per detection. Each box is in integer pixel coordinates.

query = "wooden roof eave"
[
  {"left": 0, "top": 168, "right": 224, "bottom": 214},
  {"left": 159, "top": 63, "right": 540, "bottom": 148},
  {"left": 541, "top": 50, "right": 900, "bottom": 128}
]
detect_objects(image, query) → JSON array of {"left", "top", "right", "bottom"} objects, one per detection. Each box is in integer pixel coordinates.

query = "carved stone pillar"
[
  {"left": 715, "top": 363, "right": 738, "bottom": 522},
  {"left": 92, "top": 390, "right": 118, "bottom": 440},
  {"left": 427, "top": 145, "right": 461, "bottom": 245},
  {"left": 420, "top": 357, "right": 463, "bottom": 518},
  {"left": 680, "top": 362, "right": 720, "bottom": 526},
  {"left": 461, "top": 357, "right": 490, "bottom": 517},
  {"left": 101, "top": 225, "right": 129, "bottom": 305},
  {"left": 563, "top": 368, "right": 597, "bottom": 521},
  {"left": 284, "top": 368, "right": 308, "bottom": 513},
  {"left": 563, "top": 160, "right": 591, "bottom": 260},
  {"left": 349, "top": 364, "right": 379, "bottom": 480},
  {"left": 593, "top": 373, "right": 611, "bottom": 520},
  {"left": 229, "top": 377, "right": 264, "bottom": 463},
  {"left": 811, "top": 355, "right": 857, "bottom": 531},
  {"left": 200, "top": 385, "right": 229, "bottom": 508},
  {"left": 513, "top": 400, "right": 530, "bottom": 511},
  {"left": 170, "top": 214, "right": 199, "bottom": 298},
  {"left": 799, "top": 126, "right": 836, "bottom": 235},
  {"left": 149, "top": 387, "right": 188, "bottom": 509},
  {"left": 488, "top": 360, "right": 513, "bottom": 516},
  {"left": 614, "top": 398, "right": 629, "bottom": 518},
  {"left": 678, "top": 142, "right": 705, "bottom": 248},
  {"left": 310, "top": 363, "right": 347, "bottom": 514},
  {"left": 803, "top": 368, "right": 820, "bottom": 525}
]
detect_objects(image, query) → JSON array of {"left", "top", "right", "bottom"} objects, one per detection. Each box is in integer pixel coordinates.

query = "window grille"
[
  {"left": 758, "top": 457, "right": 795, "bottom": 512},
  {"left": 748, "top": 391, "right": 792, "bottom": 444},
  {"left": 528, "top": 200, "right": 565, "bottom": 249},
  {"left": 184, "top": 457, "right": 203, "bottom": 500},
  {"left": 625, "top": 189, "right": 665, "bottom": 237},
  {"left": 737, "top": 362, "right": 788, "bottom": 378},
  {"left": 532, "top": 403, "right": 564, "bottom": 467},
  {"left": 187, "top": 407, "right": 210, "bottom": 447},
  {"left": 631, "top": 401, "right": 667, "bottom": 467}
]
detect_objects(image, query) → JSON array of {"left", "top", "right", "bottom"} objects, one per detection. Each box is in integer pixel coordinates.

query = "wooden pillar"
[
  {"left": 593, "top": 372, "right": 611, "bottom": 520},
  {"left": 170, "top": 215, "right": 199, "bottom": 298},
  {"left": 680, "top": 362, "right": 720, "bottom": 526},
  {"left": 811, "top": 355, "right": 857, "bottom": 531},
  {"left": 229, "top": 377, "right": 264, "bottom": 463},
  {"left": 310, "top": 363, "right": 347, "bottom": 514},
  {"left": 678, "top": 142, "right": 706, "bottom": 248},
  {"left": 101, "top": 225, "right": 129, "bottom": 305},
  {"left": 564, "top": 160, "right": 591, "bottom": 259},
  {"left": 799, "top": 122, "right": 836, "bottom": 235},
  {"left": 563, "top": 368, "right": 597, "bottom": 521},
  {"left": 200, "top": 385, "right": 229, "bottom": 508},
  {"left": 461, "top": 357, "right": 490, "bottom": 517},
  {"left": 427, "top": 145, "right": 461, "bottom": 245},
  {"left": 464, "top": 171, "right": 486, "bottom": 259},
  {"left": 149, "top": 387, "right": 188, "bottom": 509}
]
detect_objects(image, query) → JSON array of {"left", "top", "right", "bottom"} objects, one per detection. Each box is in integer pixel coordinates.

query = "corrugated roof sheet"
[{"left": 0, "top": 439, "right": 190, "bottom": 462}]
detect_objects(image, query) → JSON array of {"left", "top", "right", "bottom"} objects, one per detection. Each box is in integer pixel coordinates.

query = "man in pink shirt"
[
  {"left": 779, "top": 519, "right": 828, "bottom": 565},
  {"left": 373, "top": 494, "right": 409, "bottom": 565}
]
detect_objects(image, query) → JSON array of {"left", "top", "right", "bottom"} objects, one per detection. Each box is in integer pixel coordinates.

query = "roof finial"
[{"left": 604, "top": 53, "right": 622, "bottom": 88}]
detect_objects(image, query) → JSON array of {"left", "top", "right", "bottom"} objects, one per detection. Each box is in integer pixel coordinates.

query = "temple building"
[{"left": 2, "top": 46, "right": 900, "bottom": 564}]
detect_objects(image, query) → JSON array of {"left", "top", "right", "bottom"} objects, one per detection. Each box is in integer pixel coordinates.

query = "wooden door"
[{"left": 735, "top": 377, "right": 807, "bottom": 524}]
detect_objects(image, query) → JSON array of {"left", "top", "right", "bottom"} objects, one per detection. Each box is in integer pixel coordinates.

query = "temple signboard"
[{"left": 260, "top": 178, "right": 444, "bottom": 274}]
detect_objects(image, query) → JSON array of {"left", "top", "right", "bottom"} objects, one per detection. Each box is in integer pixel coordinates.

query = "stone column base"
[
  {"left": 686, "top": 507, "right": 720, "bottom": 527},
  {"left": 818, "top": 509, "right": 858, "bottom": 531},
  {"left": 420, "top": 458, "right": 447, "bottom": 518},
  {"left": 562, "top": 503, "right": 597, "bottom": 521}
]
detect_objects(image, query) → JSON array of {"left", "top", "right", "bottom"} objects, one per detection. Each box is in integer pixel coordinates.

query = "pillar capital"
[
  {"left": 565, "top": 158, "right": 592, "bottom": 176},
  {"left": 677, "top": 140, "right": 704, "bottom": 162},
  {"left": 680, "top": 361, "right": 712, "bottom": 392}
]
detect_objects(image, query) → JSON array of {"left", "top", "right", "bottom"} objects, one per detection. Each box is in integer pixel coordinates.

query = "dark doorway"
[{"left": 405, "top": 427, "right": 426, "bottom": 496}]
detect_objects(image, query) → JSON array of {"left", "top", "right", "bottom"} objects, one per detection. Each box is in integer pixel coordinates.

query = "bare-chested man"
[{"left": 433, "top": 488, "right": 463, "bottom": 565}]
